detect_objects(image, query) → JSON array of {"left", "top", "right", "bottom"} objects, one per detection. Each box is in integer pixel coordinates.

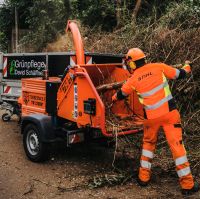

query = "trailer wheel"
[
  {"left": 2, "top": 113, "right": 11, "bottom": 122},
  {"left": 23, "top": 124, "right": 50, "bottom": 162}
]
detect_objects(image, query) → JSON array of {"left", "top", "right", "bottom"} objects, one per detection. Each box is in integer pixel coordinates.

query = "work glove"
[
  {"left": 182, "top": 60, "right": 191, "bottom": 73},
  {"left": 112, "top": 93, "right": 118, "bottom": 102}
]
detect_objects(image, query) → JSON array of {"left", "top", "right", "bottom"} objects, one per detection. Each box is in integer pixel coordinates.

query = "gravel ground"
[{"left": 0, "top": 110, "right": 199, "bottom": 199}]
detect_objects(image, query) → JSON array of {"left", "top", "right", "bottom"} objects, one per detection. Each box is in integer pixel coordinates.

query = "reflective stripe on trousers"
[
  {"left": 139, "top": 110, "right": 195, "bottom": 189},
  {"left": 175, "top": 155, "right": 191, "bottom": 178},
  {"left": 140, "top": 149, "right": 154, "bottom": 169},
  {"left": 177, "top": 167, "right": 191, "bottom": 178},
  {"left": 175, "top": 155, "right": 188, "bottom": 166},
  {"left": 142, "top": 149, "right": 154, "bottom": 159},
  {"left": 140, "top": 160, "right": 151, "bottom": 169}
]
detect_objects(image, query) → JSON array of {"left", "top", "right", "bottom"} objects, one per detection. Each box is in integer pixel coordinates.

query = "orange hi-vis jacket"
[{"left": 121, "top": 63, "right": 183, "bottom": 119}]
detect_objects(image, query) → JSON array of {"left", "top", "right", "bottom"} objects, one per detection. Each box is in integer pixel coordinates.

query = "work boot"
[
  {"left": 136, "top": 177, "right": 150, "bottom": 187},
  {"left": 182, "top": 182, "right": 199, "bottom": 196}
]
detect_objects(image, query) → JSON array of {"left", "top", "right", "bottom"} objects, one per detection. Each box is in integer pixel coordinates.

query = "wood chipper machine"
[{"left": 20, "top": 21, "right": 144, "bottom": 162}]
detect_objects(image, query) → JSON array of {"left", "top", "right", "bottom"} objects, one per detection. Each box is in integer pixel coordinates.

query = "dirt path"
[{"left": 0, "top": 111, "right": 199, "bottom": 199}]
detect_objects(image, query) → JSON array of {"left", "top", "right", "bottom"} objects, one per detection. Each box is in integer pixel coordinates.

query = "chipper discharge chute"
[{"left": 20, "top": 20, "right": 144, "bottom": 162}]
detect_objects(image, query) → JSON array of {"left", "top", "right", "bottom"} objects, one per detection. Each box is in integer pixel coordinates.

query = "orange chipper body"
[
  {"left": 57, "top": 64, "right": 143, "bottom": 137},
  {"left": 21, "top": 64, "right": 143, "bottom": 137},
  {"left": 20, "top": 21, "right": 143, "bottom": 137}
]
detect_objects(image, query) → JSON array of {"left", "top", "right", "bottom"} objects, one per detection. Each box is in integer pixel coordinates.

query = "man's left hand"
[{"left": 182, "top": 61, "right": 191, "bottom": 73}]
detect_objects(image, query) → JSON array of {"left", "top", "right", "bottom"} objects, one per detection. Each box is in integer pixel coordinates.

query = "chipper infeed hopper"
[{"left": 57, "top": 63, "right": 144, "bottom": 137}]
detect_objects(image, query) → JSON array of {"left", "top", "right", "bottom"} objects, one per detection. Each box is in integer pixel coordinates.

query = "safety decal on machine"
[
  {"left": 73, "top": 84, "right": 78, "bottom": 119},
  {"left": 3, "top": 86, "right": 11, "bottom": 94},
  {"left": 122, "top": 58, "right": 127, "bottom": 70},
  {"left": 70, "top": 56, "right": 76, "bottom": 66},
  {"left": 86, "top": 56, "right": 92, "bottom": 64},
  {"left": 3, "top": 57, "right": 8, "bottom": 77}
]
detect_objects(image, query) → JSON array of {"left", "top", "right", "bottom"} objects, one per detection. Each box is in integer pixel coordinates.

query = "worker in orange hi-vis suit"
[{"left": 112, "top": 48, "right": 199, "bottom": 196}]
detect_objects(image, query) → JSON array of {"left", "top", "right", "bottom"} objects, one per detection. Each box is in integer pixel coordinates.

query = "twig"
[
  {"left": 33, "top": 178, "right": 87, "bottom": 192},
  {"left": 112, "top": 124, "right": 119, "bottom": 168},
  {"left": 22, "top": 184, "right": 34, "bottom": 196}
]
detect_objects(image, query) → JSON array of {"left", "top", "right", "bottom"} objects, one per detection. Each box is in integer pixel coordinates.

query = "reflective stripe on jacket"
[{"left": 121, "top": 63, "right": 180, "bottom": 119}]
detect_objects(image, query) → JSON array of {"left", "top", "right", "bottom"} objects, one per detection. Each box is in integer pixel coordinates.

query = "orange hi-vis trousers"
[{"left": 139, "top": 109, "right": 194, "bottom": 189}]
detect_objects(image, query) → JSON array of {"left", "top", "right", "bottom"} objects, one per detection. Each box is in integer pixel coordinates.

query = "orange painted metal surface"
[
  {"left": 21, "top": 64, "right": 143, "bottom": 137},
  {"left": 81, "top": 63, "right": 143, "bottom": 118},
  {"left": 21, "top": 77, "right": 60, "bottom": 116},
  {"left": 66, "top": 21, "right": 85, "bottom": 65},
  {"left": 57, "top": 64, "right": 143, "bottom": 137},
  {"left": 57, "top": 66, "right": 104, "bottom": 126}
]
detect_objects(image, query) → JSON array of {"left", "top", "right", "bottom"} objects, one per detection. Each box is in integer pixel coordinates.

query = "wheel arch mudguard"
[{"left": 21, "top": 114, "right": 56, "bottom": 142}]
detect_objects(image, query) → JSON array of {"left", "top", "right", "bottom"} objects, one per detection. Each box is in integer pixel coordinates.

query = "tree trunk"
[
  {"left": 116, "top": 0, "right": 122, "bottom": 27},
  {"left": 132, "top": 0, "right": 142, "bottom": 22}
]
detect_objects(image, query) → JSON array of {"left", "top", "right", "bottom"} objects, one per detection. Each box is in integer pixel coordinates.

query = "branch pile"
[{"left": 92, "top": 20, "right": 200, "bottom": 177}]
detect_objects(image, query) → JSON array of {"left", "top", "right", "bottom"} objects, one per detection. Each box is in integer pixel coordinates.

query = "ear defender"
[{"left": 129, "top": 61, "right": 136, "bottom": 69}]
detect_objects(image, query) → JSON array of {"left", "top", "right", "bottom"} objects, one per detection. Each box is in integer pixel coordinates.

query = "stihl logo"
[{"left": 138, "top": 72, "right": 153, "bottom": 81}]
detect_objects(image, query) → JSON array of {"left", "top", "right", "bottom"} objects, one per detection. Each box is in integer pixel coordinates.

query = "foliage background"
[{"left": 0, "top": 0, "right": 199, "bottom": 52}]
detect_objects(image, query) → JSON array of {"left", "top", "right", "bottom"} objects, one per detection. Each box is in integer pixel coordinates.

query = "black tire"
[
  {"left": 23, "top": 123, "right": 50, "bottom": 162},
  {"left": 2, "top": 113, "right": 11, "bottom": 122}
]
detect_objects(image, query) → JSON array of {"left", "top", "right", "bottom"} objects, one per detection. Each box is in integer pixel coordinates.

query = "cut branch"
[{"left": 96, "top": 81, "right": 124, "bottom": 92}]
